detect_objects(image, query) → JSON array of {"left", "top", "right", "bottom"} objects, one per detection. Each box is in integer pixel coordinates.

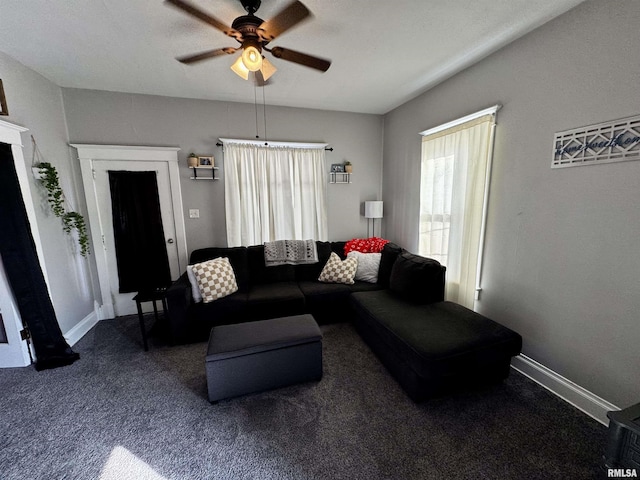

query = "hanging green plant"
[
  {"left": 35, "top": 162, "right": 90, "bottom": 257},
  {"left": 38, "top": 162, "right": 66, "bottom": 218},
  {"left": 62, "top": 212, "right": 90, "bottom": 257}
]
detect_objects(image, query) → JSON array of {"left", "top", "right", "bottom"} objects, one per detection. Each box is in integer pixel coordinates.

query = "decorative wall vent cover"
[{"left": 552, "top": 114, "right": 640, "bottom": 169}]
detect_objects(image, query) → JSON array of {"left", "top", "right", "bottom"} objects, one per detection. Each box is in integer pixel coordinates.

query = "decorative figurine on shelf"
[
  {"left": 188, "top": 153, "right": 198, "bottom": 168},
  {"left": 344, "top": 161, "right": 353, "bottom": 173}
]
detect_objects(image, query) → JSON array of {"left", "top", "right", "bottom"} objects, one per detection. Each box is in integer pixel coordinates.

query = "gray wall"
[
  {"left": 61, "top": 89, "right": 383, "bottom": 253},
  {"left": 0, "top": 51, "right": 97, "bottom": 334},
  {"left": 382, "top": 0, "right": 640, "bottom": 408}
]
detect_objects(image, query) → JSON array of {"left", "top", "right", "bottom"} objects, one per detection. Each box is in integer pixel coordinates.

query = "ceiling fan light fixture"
[
  {"left": 241, "top": 45, "right": 262, "bottom": 71},
  {"left": 231, "top": 55, "right": 250, "bottom": 79},
  {"left": 260, "top": 57, "right": 277, "bottom": 81}
]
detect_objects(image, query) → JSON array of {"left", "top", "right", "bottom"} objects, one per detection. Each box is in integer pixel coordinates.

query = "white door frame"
[
  {"left": 0, "top": 119, "right": 47, "bottom": 367},
  {"left": 93, "top": 160, "right": 181, "bottom": 316},
  {"left": 72, "top": 144, "right": 187, "bottom": 320},
  {"left": 0, "top": 259, "right": 31, "bottom": 367}
]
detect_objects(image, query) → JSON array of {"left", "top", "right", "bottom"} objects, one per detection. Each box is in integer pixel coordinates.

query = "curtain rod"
[
  {"left": 216, "top": 139, "right": 333, "bottom": 151},
  {"left": 419, "top": 104, "right": 502, "bottom": 137}
]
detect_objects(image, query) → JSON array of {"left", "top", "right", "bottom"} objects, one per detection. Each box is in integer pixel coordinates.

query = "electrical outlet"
[{"left": 189, "top": 209, "right": 200, "bottom": 219}]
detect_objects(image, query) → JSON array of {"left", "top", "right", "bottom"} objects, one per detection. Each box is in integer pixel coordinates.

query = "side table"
[{"left": 133, "top": 289, "right": 168, "bottom": 351}]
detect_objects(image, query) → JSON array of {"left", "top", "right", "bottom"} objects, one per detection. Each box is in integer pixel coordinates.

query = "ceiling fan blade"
[
  {"left": 257, "top": 1, "right": 311, "bottom": 42},
  {"left": 165, "top": 0, "right": 241, "bottom": 39},
  {"left": 177, "top": 47, "right": 237, "bottom": 64},
  {"left": 270, "top": 46, "right": 331, "bottom": 72}
]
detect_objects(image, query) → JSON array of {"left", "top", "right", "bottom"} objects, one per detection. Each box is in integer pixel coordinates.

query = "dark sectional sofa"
[
  {"left": 166, "top": 241, "right": 389, "bottom": 343},
  {"left": 166, "top": 240, "right": 522, "bottom": 400}
]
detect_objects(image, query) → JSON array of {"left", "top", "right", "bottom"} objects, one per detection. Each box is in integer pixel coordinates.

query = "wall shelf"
[
  {"left": 190, "top": 166, "right": 219, "bottom": 180},
  {"left": 329, "top": 172, "right": 351, "bottom": 184}
]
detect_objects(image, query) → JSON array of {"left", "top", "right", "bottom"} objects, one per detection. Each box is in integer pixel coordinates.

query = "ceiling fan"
[{"left": 166, "top": 0, "right": 332, "bottom": 82}]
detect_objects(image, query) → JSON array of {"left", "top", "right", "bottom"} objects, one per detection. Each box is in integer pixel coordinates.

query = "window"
[
  {"left": 223, "top": 140, "right": 328, "bottom": 246},
  {"left": 419, "top": 107, "right": 498, "bottom": 308},
  {"left": 419, "top": 153, "right": 454, "bottom": 266}
]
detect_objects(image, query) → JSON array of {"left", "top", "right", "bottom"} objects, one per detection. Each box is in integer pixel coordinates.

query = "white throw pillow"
[
  {"left": 186, "top": 265, "right": 203, "bottom": 303},
  {"left": 347, "top": 251, "right": 381, "bottom": 283},
  {"left": 191, "top": 257, "right": 238, "bottom": 303},
  {"left": 318, "top": 252, "right": 358, "bottom": 285}
]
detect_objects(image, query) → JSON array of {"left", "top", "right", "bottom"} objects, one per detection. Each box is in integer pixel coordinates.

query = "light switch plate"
[{"left": 189, "top": 209, "right": 200, "bottom": 219}]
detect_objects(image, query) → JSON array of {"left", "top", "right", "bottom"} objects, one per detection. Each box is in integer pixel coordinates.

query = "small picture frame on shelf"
[
  {"left": 331, "top": 163, "right": 344, "bottom": 173},
  {"left": 0, "top": 79, "right": 8, "bottom": 116},
  {"left": 198, "top": 156, "right": 214, "bottom": 167}
]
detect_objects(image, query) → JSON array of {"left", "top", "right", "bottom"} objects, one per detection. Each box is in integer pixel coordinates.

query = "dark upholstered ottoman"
[{"left": 206, "top": 314, "right": 323, "bottom": 402}]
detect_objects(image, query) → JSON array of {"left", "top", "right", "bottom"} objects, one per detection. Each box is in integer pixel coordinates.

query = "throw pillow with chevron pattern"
[{"left": 318, "top": 252, "right": 358, "bottom": 285}]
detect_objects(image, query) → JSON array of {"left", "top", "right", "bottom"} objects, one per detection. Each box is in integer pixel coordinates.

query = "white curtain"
[
  {"left": 419, "top": 115, "right": 494, "bottom": 308},
  {"left": 224, "top": 142, "right": 328, "bottom": 246}
]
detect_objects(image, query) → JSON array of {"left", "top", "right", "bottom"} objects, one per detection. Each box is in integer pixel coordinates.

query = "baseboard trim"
[
  {"left": 511, "top": 354, "right": 619, "bottom": 426},
  {"left": 64, "top": 307, "right": 100, "bottom": 347}
]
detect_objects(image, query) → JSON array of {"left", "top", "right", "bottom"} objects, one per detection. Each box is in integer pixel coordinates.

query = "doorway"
[
  {"left": 95, "top": 161, "right": 177, "bottom": 315},
  {"left": 74, "top": 145, "right": 187, "bottom": 318},
  {"left": 0, "top": 120, "right": 38, "bottom": 368}
]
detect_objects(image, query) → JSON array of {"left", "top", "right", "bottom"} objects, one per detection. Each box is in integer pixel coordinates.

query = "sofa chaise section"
[{"left": 351, "top": 291, "right": 523, "bottom": 401}]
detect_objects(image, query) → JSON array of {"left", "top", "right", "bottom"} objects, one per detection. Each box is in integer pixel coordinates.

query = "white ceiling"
[{"left": 0, "top": 0, "right": 585, "bottom": 115}]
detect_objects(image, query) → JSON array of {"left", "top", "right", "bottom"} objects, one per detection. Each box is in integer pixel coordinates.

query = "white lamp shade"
[
  {"left": 260, "top": 57, "right": 277, "bottom": 81},
  {"left": 364, "top": 201, "right": 383, "bottom": 219},
  {"left": 230, "top": 56, "right": 249, "bottom": 80}
]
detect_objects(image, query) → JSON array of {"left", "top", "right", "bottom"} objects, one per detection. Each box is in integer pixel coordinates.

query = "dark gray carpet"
[{"left": 0, "top": 316, "right": 606, "bottom": 479}]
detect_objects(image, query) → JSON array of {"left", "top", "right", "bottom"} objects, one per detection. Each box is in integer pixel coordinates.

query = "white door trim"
[
  {"left": 0, "top": 259, "right": 31, "bottom": 367},
  {"left": 72, "top": 144, "right": 186, "bottom": 319}
]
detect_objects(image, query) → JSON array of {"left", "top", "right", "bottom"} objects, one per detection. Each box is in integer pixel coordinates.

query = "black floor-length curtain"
[
  {"left": 0, "top": 142, "right": 79, "bottom": 370},
  {"left": 108, "top": 171, "right": 171, "bottom": 293}
]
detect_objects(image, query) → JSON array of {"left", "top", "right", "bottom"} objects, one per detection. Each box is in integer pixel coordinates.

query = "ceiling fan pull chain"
[
  {"left": 263, "top": 84, "right": 268, "bottom": 144},
  {"left": 254, "top": 83, "right": 260, "bottom": 139}
]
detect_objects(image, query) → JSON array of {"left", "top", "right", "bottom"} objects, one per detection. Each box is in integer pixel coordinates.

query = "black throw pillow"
[
  {"left": 377, "top": 242, "right": 403, "bottom": 287},
  {"left": 389, "top": 251, "right": 445, "bottom": 304}
]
